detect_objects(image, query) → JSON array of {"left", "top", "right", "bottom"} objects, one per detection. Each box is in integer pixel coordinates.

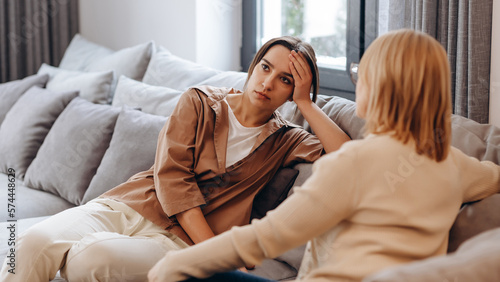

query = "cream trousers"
[{"left": 1, "top": 198, "right": 188, "bottom": 282}]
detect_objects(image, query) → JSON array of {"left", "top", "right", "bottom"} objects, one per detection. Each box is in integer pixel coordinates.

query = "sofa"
[{"left": 0, "top": 34, "right": 499, "bottom": 281}]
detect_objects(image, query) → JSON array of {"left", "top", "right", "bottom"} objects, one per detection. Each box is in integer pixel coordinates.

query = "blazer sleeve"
[{"left": 154, "top": 89, "right": 207, "bottom": 217}]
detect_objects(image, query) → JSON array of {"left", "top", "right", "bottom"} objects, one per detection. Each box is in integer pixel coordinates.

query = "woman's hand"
[
  {"left": 289, "top": 50, "right": 313, "bottom": 104},
  {"left": 289, "top": 51, "right": 351, "bottom": 153}
]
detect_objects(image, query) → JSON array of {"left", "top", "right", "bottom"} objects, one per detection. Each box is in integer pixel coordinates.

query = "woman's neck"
[{"left": 226, "top": 94, "right": 273, "bottom": 127}]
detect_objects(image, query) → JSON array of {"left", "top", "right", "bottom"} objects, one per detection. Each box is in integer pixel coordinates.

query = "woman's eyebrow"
[{"left": 262, "top": 58, "right": 294, "bottom": 79}]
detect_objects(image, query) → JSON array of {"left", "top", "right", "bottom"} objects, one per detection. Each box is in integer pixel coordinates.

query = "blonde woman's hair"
[{"left": 359, "top": 29, "right": 451, "bottom": 162}]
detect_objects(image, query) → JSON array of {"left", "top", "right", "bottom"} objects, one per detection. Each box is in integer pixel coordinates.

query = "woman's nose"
[{"left": 262, "top": 75, "right": 274, "bottom": 91}]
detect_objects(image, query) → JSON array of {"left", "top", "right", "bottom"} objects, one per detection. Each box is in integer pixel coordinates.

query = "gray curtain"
[
  {"left": 383, "top": 0, "right": 493, "bottom": 123},
  {"left": 0, "top": 0, "right": 78, "bottom": 83}
]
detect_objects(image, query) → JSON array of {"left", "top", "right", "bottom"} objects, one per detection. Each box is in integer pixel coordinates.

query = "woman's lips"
[{"left": 255, "top": 91, "right": 270, "bottom": 100}]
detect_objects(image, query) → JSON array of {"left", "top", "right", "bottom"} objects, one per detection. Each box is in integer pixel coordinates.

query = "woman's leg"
[
  {"left": 0, "top": 200, "right": 131, "bottom": 282},
  {"left": 61, "top": 199, "right": 188, "bottom": 282},
  {"left": 184, "top": 271, "right": 277, "bottom": 282}
]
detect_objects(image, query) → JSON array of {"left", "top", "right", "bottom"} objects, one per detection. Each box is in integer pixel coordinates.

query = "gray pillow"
[
  {"left": 0, "top": 86, "right": 78, "bottom": 179},
  {"left": 448, "top": 194, "right": 500, "bottom": 253},
  {"left": 82, "top": 107, "right": 168, "bottom": 204},
  {"left": 0, "top": 74, "right": 49, "bottom": 125},
  {"left": 278, "top": 94, "right": 365, "bottom": 140},
  {"left": 38, "top": 63, "right": 114, "bottom": 104},
  {"left": 142, "top": 46, "right": 220, "bottom": 91},
  {"left": 24, "top": 97, "right": 120, "bottom": 205},
  {"left": 111, "top": 75, "right": 182, "bottom": 117},
  {"left": 450, "top": 115, "right": 500, "bottom": 163},
  {"left": 363, "top": 228, "right": 500, "bottom": 282}
]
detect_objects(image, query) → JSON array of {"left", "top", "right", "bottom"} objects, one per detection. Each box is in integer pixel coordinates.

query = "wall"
[
  {"left": 78, "top": 0, "right": 242, "bottom": 70},
  {"left": 489, "top": 0, "right": 500, "bottom": 126}
]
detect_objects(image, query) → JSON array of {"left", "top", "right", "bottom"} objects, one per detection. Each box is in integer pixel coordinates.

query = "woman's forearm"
[
  {"left": 175, "top": 207, "right": 215, "bottom": 244},
  {"left": 296, "top": 99, "right": 350, "bottom": 153}
]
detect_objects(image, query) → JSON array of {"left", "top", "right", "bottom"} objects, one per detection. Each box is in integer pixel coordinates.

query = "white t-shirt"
[{"left": 225, "top": 100, "right": 265, "bottom": 167}]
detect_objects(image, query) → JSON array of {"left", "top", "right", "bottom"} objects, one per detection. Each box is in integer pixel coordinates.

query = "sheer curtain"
[
  {"left": 0, "top": 0, "right": 79, "bottom": 83},
  {"left": 378, "top": 0, "right": 493, "bottom": 123}
]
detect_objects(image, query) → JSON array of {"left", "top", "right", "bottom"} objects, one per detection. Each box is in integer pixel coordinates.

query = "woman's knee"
[{"left": 63, "top": 232, "right": 167, "bottom": 281}]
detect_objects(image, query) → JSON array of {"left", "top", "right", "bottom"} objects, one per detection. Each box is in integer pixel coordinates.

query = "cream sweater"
[{"left": 156, "top": 134, "right": 500, "bottom": 282}]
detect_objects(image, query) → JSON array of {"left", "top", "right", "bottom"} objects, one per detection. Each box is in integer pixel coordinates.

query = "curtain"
[
  {"left": 0, "top": 0, "right": 78, "bottom": 83},
  {"left": 380, "top": 0, "right": 493, "bottom": 123}
]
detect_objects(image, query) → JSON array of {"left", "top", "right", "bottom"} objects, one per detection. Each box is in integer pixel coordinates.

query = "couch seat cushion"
[{"left": 0, "top": 173, "right": 74, "bottom": 221}]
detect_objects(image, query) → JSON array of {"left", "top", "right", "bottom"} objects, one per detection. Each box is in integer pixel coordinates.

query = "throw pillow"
[
  {"left": 58, "top": 34, "right": 154, "bottom": 101},
  {"left": 0, "top": 86, "right": 78, "bottom": 179},
  {"left": 0, "top": 74, "right": 49, "bottom": 126},
  {"left": 58, "top": 33, "right": 114, "bottom": 71},
  {"left": 450, "top": 115, "right": 500, "bottom": 163},
  {"left": 362, "top": 228, "right": 500, "bottom": 282},
  {"left": 112, "top": 75, "right": 182, "bottom": 117},
  {"left": 142, "top": 46, "right": 220, "bottom": 91},
  {"left": 251, "top": 167, "right": 300, "bottom": 220},
  {"left": 196, "top": 71, "right": 248, "bottom": 91},
  {"left": 278, "top": 95, "right": 365, "bottom": 140},
  {"left": 82, "top": 107, "right": 168, "bottom": 204},
  {"left": 84, "top": 41, "right": 154, "bottom": 82},
  {"left": 24, "top": 97, "right": 120, "bottom": 205},
  {"left": 448, "top": 194, "right": 500, "bottom": 253},
  {"left": 38, "top": 63, "right": 114, "bottom": 104}
]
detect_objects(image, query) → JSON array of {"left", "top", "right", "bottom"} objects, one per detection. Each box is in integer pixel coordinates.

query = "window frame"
[{"left": 241, "top": 0, "right": 378, "bottom": 101}]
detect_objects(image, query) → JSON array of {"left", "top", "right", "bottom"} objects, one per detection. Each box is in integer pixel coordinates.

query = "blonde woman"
[
  {"left": 1, "top": 36, "right": 350, "bottom": 282},
  {"left": 148, "top": 29, "right": 500, "bottom": 282}
]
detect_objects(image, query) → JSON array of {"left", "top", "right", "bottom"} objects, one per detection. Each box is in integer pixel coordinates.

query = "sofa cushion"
[
  {"left": 142, "top": 46, "right": 220, "bottom": 91},
  {"left": 58, "top": 33, "right": 114, "bottom": 71},
  {"left": 0, "top": 86, "right": 78, "bottom": 179},
  {"left": 448, "top": 193, "right": 500, "bottom": 253},
  {"left": 82, "top": 108, "right": 168, "bottom": 204},
  {"left": 196, "top": 71, "right": 248, "bottom": 91},
  {"left": 38, "top": 63, "right": 114, "bottom": 104},
  {"left": 0, "top": 74, "right": 49, "bottom": 126},
  {"left": 111, "top": 75, "right": 182, "bottom": 117},
  {"left": 0, "top": 173, "right": 75, "bottom": 221},
  {"left": 362, "top": 227, "right": 500, "bottom": 282},
  {"left": 24, "top": 97, "right": 120, "bottom": 205}
]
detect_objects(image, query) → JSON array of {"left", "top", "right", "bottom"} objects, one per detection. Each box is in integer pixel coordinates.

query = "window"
[{"left": 242, "top": 0, "right": 378, "bottom": 101}]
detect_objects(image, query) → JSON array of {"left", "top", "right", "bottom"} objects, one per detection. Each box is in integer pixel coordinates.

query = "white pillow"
[
  {"left": 142, "top": 46, "right": 221, "bottom": 91},
  {"left": 196, "top": 71, "right": 248, "bottom": 91},
  {"left": 58, "top": 34, "right": 155, "bottom": 101},
  {"left": 58, "top": 34, "right": 114, "bottom": 71},
  {"left": 38, "top": 63, "right": 114, "bottom": 104},
  {"left": 112, "top": 75, "right": 182, "bottom": 117},
  {"left": 84, "top": 40, "right": 154, "bottom": 82}
]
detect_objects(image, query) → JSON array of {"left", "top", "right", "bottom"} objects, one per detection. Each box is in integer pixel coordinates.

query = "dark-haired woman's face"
[{"left": 245, "top": 45, "right": 295, "bottom": 111}]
